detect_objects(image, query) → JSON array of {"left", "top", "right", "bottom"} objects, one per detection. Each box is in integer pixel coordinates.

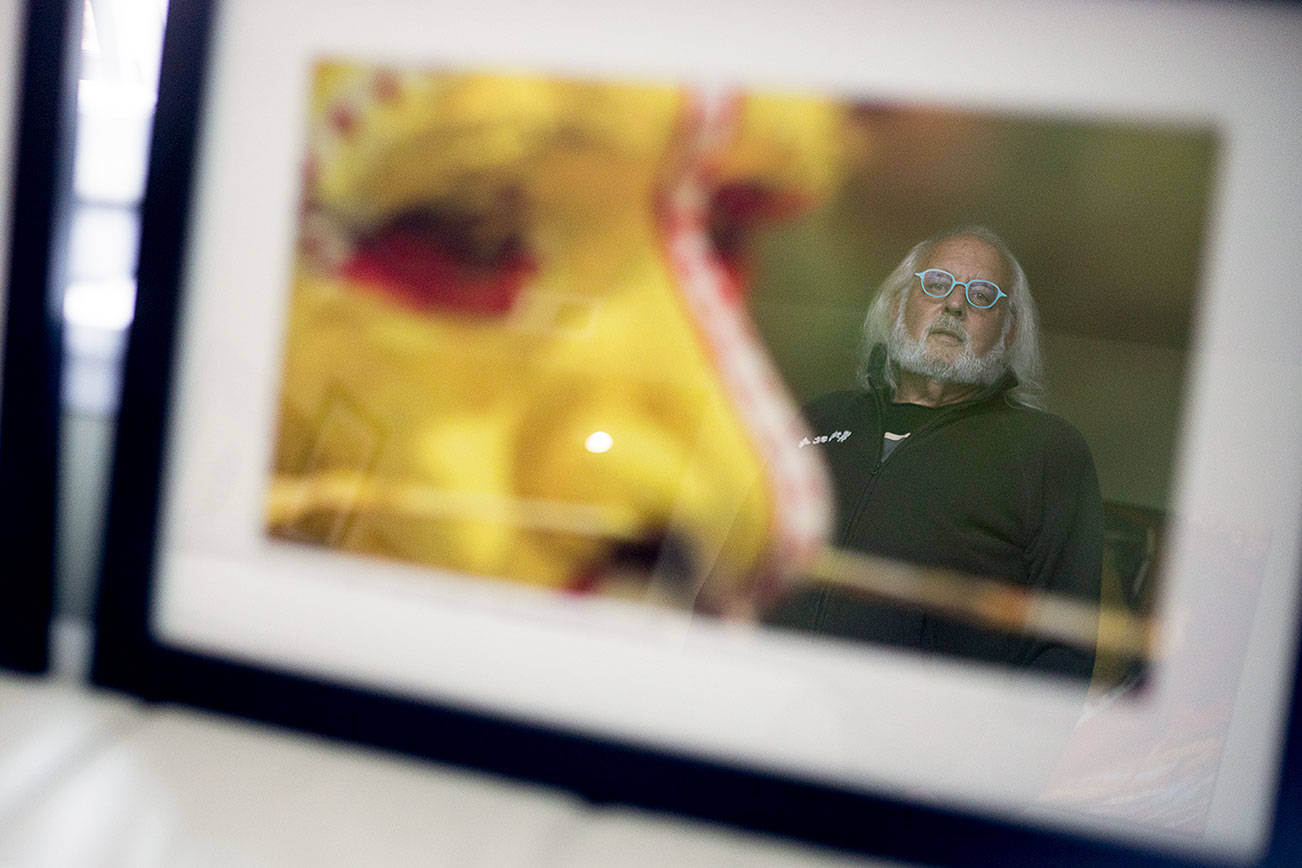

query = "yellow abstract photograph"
[
  {"left": 264, "top": 61, "right": 1215, "bottom": 687},
  {"left": 265, "top": 63, "right": 843, "bottom": 615}
]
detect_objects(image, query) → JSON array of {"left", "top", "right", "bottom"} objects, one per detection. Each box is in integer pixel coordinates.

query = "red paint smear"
[
  {"left": 372, "top": 71, "right": 401, "bottom": 102},
  {"left": 707, "top": 183, "right": 812, "bottom": 304},
  {"left": 711, "top": 182, "right": 811, "bottom": 224},
  {"left": 713, "top": 256, "right": 750, "bottom": 304},
  {"left": 342, "top": 229, "right": 535, "bottom": 316},
  {"left": 330, "top": 106, "right": 357, "bottom": 136},
  {"left": 564, "top": 567, "right": 602, "bottom": 596}
]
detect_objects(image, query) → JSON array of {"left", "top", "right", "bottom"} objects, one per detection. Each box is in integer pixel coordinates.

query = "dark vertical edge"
[
  {"left": 0, "top": 0, "right": 79, "bottom": 673},
  {"left": 90, "top": 0, "right": 215, "bottom": 692},
  {"left": 1259, "top": 545, "right": 1302, "bottom": 868}
]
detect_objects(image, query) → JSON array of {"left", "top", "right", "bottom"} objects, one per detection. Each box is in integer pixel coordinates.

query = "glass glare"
[{"left": 914, "top": 268, "right": 1005, "bottom": 309}]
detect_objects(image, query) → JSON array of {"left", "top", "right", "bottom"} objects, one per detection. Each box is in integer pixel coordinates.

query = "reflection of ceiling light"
[
  {"left": 74, "top": 81, "right": 156, "bottom": 204},
  {"left": 77, "top": 79, "right": 156, "bottom": 115},
  {"left": 63, "top": 278, "right": 136, "bottom": 331},
  {"left": 81, "top": 0, "right": 99, "bottom": 55},
  {"left": 584, "top": 431, "right": 614, "bottom": 454}
]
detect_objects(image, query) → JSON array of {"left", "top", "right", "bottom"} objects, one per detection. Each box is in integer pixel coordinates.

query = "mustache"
[{"left": 926, "top": 317, "right": 968, "bottom": 342}]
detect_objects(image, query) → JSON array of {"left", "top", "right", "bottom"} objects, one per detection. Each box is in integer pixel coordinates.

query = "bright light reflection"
[
  {"left": 63, "top": 278, "right": 136, "bottom": 330},
  {"left": 585, "top": 431, "right": 614, "bottom": 453}
]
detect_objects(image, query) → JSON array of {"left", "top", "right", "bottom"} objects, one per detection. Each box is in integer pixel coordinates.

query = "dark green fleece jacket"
[{"left": 770, "top": 348, "right": 1103, "bottom": 679}]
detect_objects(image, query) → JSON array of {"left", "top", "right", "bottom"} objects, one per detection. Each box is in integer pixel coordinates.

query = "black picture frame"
[
  {"left": 0, "top": 0, "right": 77, "bottom": 674},
  {"left": 92, "top": 2, "right": 1302, "bottom": 865}
]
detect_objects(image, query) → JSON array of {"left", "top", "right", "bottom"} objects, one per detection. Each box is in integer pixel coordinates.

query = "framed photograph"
[
  {"left": 0, "top": 0, "right": 76, "bottom": 673},
  {"left": 94, "top": 0, "right": 1302, "bottom": 863}
]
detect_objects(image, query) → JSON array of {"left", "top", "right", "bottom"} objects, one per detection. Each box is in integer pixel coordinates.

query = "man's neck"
[{"left": 893, "top": 369, "right": 986, "bottom": 407}]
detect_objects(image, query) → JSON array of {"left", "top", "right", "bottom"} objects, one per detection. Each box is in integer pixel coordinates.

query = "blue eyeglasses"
[{"left": 914, "top": 268, "right": 1007, "bottom": 309}]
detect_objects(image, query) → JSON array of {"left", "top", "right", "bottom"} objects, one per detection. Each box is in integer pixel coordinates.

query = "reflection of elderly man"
[{"left": 773, "top": 226, "right": 1103, "bottom": 678}]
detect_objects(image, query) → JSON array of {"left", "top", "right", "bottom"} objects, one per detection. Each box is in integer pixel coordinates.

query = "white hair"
[{"left": 859, "top": 225, "right": 1044, "bottom": 408}]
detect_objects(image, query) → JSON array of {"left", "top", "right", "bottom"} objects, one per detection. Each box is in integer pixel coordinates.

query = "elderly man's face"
[{"left": 894, "top": 235, "right": 1013, "bottom": 383}]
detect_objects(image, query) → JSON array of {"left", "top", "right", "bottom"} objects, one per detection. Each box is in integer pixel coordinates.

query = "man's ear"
[{"left": 1003, "top": 310, "right": 1018, "bottom": 348}]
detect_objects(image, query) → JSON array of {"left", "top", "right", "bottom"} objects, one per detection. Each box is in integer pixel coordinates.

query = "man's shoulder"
[{"left": 989, "top": 402, "right": 1094, "bottom": 459}]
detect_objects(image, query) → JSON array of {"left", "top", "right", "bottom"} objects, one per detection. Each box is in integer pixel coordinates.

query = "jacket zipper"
[{"left": 836, "top": 376, "right": 1008, "bottom": 545}]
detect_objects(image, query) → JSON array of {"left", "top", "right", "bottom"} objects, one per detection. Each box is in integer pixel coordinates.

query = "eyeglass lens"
[{"left": 918, "top": 269, "right": 1001, "bottom": 309}]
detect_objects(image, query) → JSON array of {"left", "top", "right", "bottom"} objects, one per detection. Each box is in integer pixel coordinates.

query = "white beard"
[{"left": 888, "top": 307, "right": 1008, "bottom": 387}]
